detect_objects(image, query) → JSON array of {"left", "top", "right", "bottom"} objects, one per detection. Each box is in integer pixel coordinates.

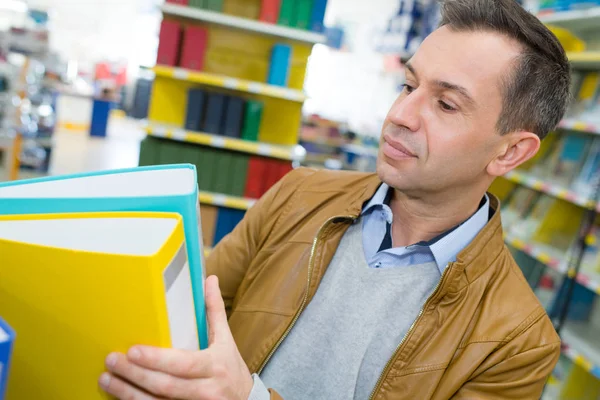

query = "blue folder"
[
  {"left": 267, "top": 44, "right": 292, "bottom": 87},
  {"left": 0, "top": 164, "right": 209, "bottom": 349},
  {"left": 0, "top": 317, "right": 15, "bottom": 400},
  {"left": 310, "top": 0, "right": 328, "bottom": 33}
]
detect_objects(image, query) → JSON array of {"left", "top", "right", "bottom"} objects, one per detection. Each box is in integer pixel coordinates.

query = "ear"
[{"left": 486, "top": 131, "right": 540, "bottom": 177}]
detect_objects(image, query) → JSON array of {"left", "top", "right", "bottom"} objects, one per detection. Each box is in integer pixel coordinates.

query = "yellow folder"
[{"left": 0, "top": 212, "right": 199, "bottom": 400}]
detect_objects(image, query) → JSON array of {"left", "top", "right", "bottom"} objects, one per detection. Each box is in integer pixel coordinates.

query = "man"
[{"left": 99, "top": 0, "right": 570, "bottom": 398}]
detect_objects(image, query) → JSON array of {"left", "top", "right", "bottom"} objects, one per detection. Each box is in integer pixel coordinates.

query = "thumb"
[{"left": 205, "top": 275, "right": 232, "bottom": 346}]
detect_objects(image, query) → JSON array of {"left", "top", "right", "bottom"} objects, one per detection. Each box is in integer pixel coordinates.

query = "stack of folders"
[{"left": 0, "top": 164, "right": 209, "bottom": 399}]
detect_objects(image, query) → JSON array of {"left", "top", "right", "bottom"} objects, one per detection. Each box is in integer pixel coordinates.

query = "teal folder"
[{"left": 0, "top": 164, "right": 209, "bottom": 349}]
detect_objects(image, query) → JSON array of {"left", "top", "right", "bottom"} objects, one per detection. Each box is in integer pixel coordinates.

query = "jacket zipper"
[
  {"left": 257, "top": 215, "right": 356, "bottom": 374},
  {"left": 368, "top": 262, "right": 455, "bottom": 400}
]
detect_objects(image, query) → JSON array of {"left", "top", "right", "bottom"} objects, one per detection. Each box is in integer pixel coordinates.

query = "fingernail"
[
  {"left": 106, "top": 353, "right": 118, "bottom": 368},
  {"left": 128, "top": 347, "right": 141, "bottom": 361},
  {"left": 99, "top": 373, "right": 111, "bottom": 388}
]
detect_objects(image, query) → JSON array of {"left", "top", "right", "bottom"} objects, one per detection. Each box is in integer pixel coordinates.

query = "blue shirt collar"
[{"left": 361, "top": 183, "right": 490, "bottom": 273}]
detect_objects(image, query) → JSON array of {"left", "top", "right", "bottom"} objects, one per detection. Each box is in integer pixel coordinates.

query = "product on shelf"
[
  {"left": 206, "top": 0, "right": 224, "bottom": 12},
  {"left": 157, "top": 20, "right": 182, "bottom": 66},
  {"left": 310, "top": 0, "right": 328, "bottom": 33},
  {"left": 203, "top": 92, "right": 228, "bottom": 134},
  {"left": 180, "top": 26, "right": 209, "bottom": 71},
  {"left": 185, "top": 88, "right": 207, "bottom": 131},
  {"left": 241, "top": 100, "right": 264, "bottom": 142},
  {"left": 200, "top": 204, "right": 219, "bottom": 247},
  {"left": 0, "top": 317, "right": 14, "bottom": 399},
  {"left": 292, "top": 0, "right": 314, "bottom": 29},
  {"left": 500, "top": 186, "right": 539, "bottom": 230},
  {"left": 189, "top": 0, "right": 204, "bottom": 9},
  {"left": 550, "top": 279, "right": 596, "bottom": 322},
  {"left": 260, "top": 0, "right": 282, "bottom": 23},
  {"left": 244, "top": 156, "right": 268, "bottom": 198},
  {"left": 278, "top": 0, "right": 296, "bottom": 26},
  {"left": 223, "top": 96, "right": 246, "bottom": 138},
  {"left": 214, "top": 208, "right": 246, "bottom": 245},
  {"left": 267, "top": 44, "right": 292, "bottom": 86},
  {"left": 572, "top": 138, "right": 600, "bottom": 199}
]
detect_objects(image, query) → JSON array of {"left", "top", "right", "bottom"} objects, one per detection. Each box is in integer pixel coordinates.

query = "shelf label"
[
  {"left": 212, "top": 194, "right": 227, "bottom": 206},
  {"left": 211, "top": 136, "right": 226, "bottom": 148},
  {"left": 223, "top": 78, "right": 238, "bottom": 90},
  {"left": 247, "top": 82, "right": 263, "bottom": 94},
  {"left": 172, "top": 68, "right": 189, "bottom": 80},
  {"left": 257, "top": 144, "right": 271, "bottom": 156},
  {"left": 172, "top": 129, "right": 187, "bottom": 140},
  {"left": 151, "top": 126, "right": 168, "bottom": 137}
]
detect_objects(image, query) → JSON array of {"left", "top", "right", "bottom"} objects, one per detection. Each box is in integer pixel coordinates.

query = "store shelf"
[
  {"left": 561, "top": 323, "right": 600, "bottom": 379},
  {"left": 146, "top": 123, "right": 306, "bottom": 161},
  {"left": 160, "top": 3, "right": 326, "bottom": 44},
  {"left": 198, "top": 191, "right": 257, "bottom": 210},
  {"left": 153, "top": 65, "right": 306, "bottom": 103},
  {"left": 503, "top": 170, "right": 598, "bottom": 211},
  {"left": 567, "top": 51, "right": 600, "bottom": 70},
  {"left": 505, "top": 234, "right": 567, "bottom": 274},
  {"left": 539, "top": 7, "right": 600, "bottom": 32},
  {"left": 505, "top": 233, "right": 600, "bottom": 293},
  {"left": 558, "top": 118, "right": 600, "bottom": 136}
]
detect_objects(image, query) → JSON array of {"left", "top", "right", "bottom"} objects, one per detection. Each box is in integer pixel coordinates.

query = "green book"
[
  {"left": 138, "top": 136, "right": 159, "bottom": 166},
  {"left": 241, "top": 100, "right": 263, "bottom": 142},
  {"left": 201, "top": 149, "right": 219, "bottom": 192},
  {"left": 188, "top": 0, "right": 205, "bottom": 9},
  {"left": 278, "top": 0, "right": 296, "bottom": 27},
  {"left": 213, "top": 152, "right": 233, "bottom": 195},
  {"left": 192, "top": 146, "right": 206, "bottom": 190},
  {"left": 157, "top": 139, "right": 183, "bottom": 165},
  {"left": 206, "top": 0, "right": 223, "bottom": 12},
  {"left": 229, "top": 154, "right": 250, "bottom": 197},
  {"left": 181, "top": 143, "right": 201, "bottom": 166},
  {"left": 292, "top": 0, "right": 313, "bottom": 30}
]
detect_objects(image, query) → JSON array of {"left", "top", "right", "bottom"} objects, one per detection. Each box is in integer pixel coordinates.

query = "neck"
[{"left": 388, "top": 185, "right": 486, "bottom": 247}]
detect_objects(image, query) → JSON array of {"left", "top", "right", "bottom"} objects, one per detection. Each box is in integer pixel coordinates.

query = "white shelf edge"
[
  {"left": 539, "top": 7, "right": 600, "bottom": 24},
  {"left": 160, "top": 4, "right": 326, "bottom": 44}
]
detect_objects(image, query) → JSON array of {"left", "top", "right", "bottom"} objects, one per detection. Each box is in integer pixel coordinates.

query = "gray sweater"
[{"left": 249, "top": 220, "right": 442, "bottom": 399}]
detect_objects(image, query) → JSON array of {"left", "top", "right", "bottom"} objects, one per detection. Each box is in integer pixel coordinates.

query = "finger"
[
  {"left": 126, "top": 346, "right": 211, "bottom": 379},
  {"left": 205, "top": 275, "right": 231, "bottom": 345},
  {"left": 99, "top": 372, "right": 158, "bottom": 400},
  {"left": 105, "top": 352, "right": 199, "bottom": 398}
]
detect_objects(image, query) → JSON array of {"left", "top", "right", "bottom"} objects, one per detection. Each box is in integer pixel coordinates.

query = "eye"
[
  {"left": 438, "top": 100, "right": 456, "bottom": 112},
  {"left": 402, "top": 84, "right": 415, "bottom": 94}
]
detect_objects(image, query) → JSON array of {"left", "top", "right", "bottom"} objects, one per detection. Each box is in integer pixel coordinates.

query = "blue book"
[
  {"left": 223, "top": 96, "right": 246, "bottom": 138},
  {"left": 267, "top": 44, "right": 291, "bottom": 87},
  {"left": 203, "top": 93, "right": 228, "bottom": 135},
  {"left": 0, "top": 318, "right": 15, "bottom": 400},
  {"left": 185, "top": 89, "right": 206, "bottom": 132},
  {"left": 213, "top": 208, "right": 246, "bottom": 245},
  {"left": 0, "top": 164, "right": 209, "bottom": 349},
  {"left": 310, "top": 0, "right": 328, "bottom": 33}
]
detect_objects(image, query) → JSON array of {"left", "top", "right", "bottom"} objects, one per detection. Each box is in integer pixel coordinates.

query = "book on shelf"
[
  {"left": 259, "top": 0, "right": 282, "bottom": 24},
  {"left": 185, "top": 89, "right": 207, "bottom": 132},
  {"left": 310, "top": 0, "right": 328, "bottom": 33},
  {"left": 532, "top": 199, "right": 584, "bottom": 253},
  {"left": 180, "top": 26, "right": 208, "bottom": 72},
  {"left": 223, "top": 96, "right": 246, "bottom": 139},
  {"left": 200, "top": 204, "right": 219, "bottom": 247},
  {"left": 0, "top": 317, "right": 15, "bottom": 400},
  {"left": 157, "top": 20, "right": 182, "bottom": 67},
  {"left": 292, "top": 0, "right": 314, "bottom": 29},
  {"left": 278, "top": 0, "right": 296, "bottom": 27},
  {"left": 214, "top": 208, "right": 246, "bottom": 245},
  {"left": 203, "top": 93, "right": 228, "bottom": 135},
  {"left": 241, "top": 100, "right": 264, "bottom": 142},
  {"left": 0, "top": 164, "right": 209, "bottom": 350},
  {"left": 552, "top": 135, "right": 594, "bottom": 187},
  {"left": 267, "top": 44, "right": 292, "bottom": 87},
  {"left": 0, "top": 212, "right": 199, "bottom": 399},
  {"left": 511, "top": 194, "right": 555, "bottom": 241},
  {"left": 500, "top": 186, "right": 539, "bottom": 230}
]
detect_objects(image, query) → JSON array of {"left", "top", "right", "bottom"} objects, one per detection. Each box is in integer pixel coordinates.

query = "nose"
[{"left": 387, "top": 89, "right": 422, "bottom": 133}]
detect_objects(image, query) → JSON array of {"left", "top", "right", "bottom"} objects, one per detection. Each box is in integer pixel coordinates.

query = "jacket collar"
[{"left": 345, "top": 174, "right": 505, "bottom": 290}]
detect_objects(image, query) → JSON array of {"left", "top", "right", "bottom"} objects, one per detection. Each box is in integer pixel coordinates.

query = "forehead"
[{"left": 409, "top": 26, "right": 521, "bottom": 103}]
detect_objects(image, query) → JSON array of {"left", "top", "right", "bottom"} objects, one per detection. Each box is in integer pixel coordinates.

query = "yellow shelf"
[
  {"left": 146, "top": 123, "right": 306, "bottom": 161},
  {"left": 160, "top": 3, "right": 326, "bottom": 44},
  {"left": 198, "top": 190, "right": 257, "bottom": 211},
  {"left": 502, "top": 170, "right": 598, "bottom": 211},
  {"left": 153, "top": 65, "right": 306, "bottom": 103},
  {"left": 558, "top": 118, "right": 600, "bottom": 136},
  {"left": 567, "top": 51, "right": 600, "bottom": 69}
]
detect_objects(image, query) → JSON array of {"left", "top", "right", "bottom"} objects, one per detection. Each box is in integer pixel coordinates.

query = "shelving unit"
[
  {"left": 153, "top": 65, "right": 307, "bottom": 102},
  {"left": 539, "top": 7, "right": 600, "bottom": 32},
  {"left": 160, "top": 3, "right": 327, "bottom": 44},
  {"left": 567, "top": 51, "right": 600, "bottom": 70},
  {"left": 503, "top": 170, "right": 598, "bottom": 211},
  {"left": 198, "top": 191, "right": 257, "bottom": 211},
  {"left": 146, "top": 123, "right": 306, "bottom": 161},
  {"left": 558, "top": 118, "right": 600, "bottom": 136},
  {"left": 141, "top": 0, "right": 327, "bottom": 251}
]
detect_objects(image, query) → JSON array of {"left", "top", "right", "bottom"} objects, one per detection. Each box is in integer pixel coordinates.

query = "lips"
[{"left": 382, "top": 134, "right": 417, "bottom": 160}]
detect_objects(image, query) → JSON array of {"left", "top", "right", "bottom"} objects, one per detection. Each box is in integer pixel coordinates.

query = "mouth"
[{"left": 382, "top": 134, "right": 417, "bottom": 160}]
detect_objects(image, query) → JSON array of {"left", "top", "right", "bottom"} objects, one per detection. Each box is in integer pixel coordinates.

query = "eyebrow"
[{"left": 405, "top": 62, "right": 476, "bottom": 108}]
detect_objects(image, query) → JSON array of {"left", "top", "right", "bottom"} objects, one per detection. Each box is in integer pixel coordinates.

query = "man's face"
[{"left": 377, "top": 26, "right": 522, "bottom": 195}]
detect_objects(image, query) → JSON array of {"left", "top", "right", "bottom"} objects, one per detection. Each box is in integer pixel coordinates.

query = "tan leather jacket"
[{"left": 206, "top": 167, "right": 560, "bottom": 400}]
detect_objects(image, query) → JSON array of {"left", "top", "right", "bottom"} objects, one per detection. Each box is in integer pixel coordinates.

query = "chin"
[{"left": 376, "top": 156, "right": 418, "bottom": 192}]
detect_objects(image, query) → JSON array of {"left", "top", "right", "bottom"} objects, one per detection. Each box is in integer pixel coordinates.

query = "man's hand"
[{"left": 99, "top": 275, "right": 254, "bottom": 400}]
